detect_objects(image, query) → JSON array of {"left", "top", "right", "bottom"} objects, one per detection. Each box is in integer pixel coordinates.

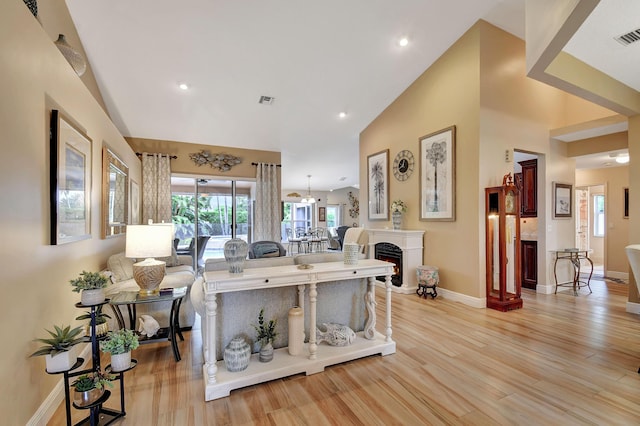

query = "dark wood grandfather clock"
[{"left": 485, "top": 173, "right": 523, "bottom": 311}]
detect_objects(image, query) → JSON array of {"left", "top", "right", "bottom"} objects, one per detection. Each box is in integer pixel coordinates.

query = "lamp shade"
[{"left": 125, "top": 225, "right": 172, "bottom": 259}]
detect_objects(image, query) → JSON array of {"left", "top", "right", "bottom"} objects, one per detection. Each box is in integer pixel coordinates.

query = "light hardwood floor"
[{"left": 49, "top": 279, "right": 640, "bottom": 425}]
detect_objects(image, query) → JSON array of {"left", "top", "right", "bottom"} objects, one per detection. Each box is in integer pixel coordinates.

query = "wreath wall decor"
[{"left": 189, "top": 150, "right": 241, "bottom": 172}]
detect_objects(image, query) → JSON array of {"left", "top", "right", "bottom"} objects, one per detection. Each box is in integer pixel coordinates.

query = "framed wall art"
[
  {"left": 50, "top": 110, "right": 92, "bottom": 245},
  {"left": 624, "top": 187, "right": 629, "bottom": 219},
  {"left": 553, "top": 182, "right": 572, "bottom": 219},
  {"left": 318, "top": 206, "right": 326, "bottom": 222},
  {"left": 419, "top": 126, "right": 456, "bottom": 221},
  {"left": 367, "top": 150, "right": 389, "bottom": 220}
]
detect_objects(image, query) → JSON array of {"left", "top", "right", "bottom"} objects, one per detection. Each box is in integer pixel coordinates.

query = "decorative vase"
[
  {"left": 110, "top": 351, "right": 131, "bottom": 372},
  {"left": 392, "top": 211, "right": 403, "bottom": 230},
  {"left": 288, "top": 306, "right": 304, "bottom": 356},
  {"left": 224, "top": 239, "right": 249, "bottom": 273},
  {"left": 259, "top": 341, "right": 274, "bottom": 363},
  {"left": 81, "top": 288, "right": 105, "bottom": 306},
  {"left": 73, "top": 388, "right": 104, "bottom": 407},
  {"left": 343, "top": 243, "right": 360, "bottom": 265},
  {"left": 224, "top": 337, "right": 251, "bottom": 372}
]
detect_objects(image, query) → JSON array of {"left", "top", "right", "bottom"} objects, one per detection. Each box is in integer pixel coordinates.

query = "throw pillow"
[
  {"left": 107, "top": 253, "right": 134, "bottom": 282},
  {"left": 157, "top": 247, "right": 181, "bottom": 267}
]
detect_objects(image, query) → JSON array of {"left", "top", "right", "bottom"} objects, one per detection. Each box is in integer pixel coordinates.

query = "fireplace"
[
  {"left": 367, "top": 229, "right": 425, "bottom": 294},
  {"left": 375, "top": 242, "right": 402, "bottom": 286}
]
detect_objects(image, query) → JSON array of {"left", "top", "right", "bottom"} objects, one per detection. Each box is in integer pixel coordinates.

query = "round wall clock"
[{"left": 393, "top": 150, "right": 415, "bottom": 181}]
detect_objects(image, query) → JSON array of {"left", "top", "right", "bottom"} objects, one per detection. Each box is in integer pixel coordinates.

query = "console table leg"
[
  {"left": 385, "top": 274, "right": 393, "bottom": 343},
  {"left": 308, "top": 282, "right": 318, "bottom": 360},
  {"left": 204, "top": 293, "right": 218, "bottom": 384},
  {"left": 297, "top": 285, "right": 306, "bottom": 342}
]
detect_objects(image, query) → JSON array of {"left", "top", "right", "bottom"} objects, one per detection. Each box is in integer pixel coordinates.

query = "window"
[
  {"left": 281, "top": 202, "right": 312, "bottom": 241},
  {"left": 593, "top": 194, "right": 605, "bottom": 237},
  {"left": 326, "top": 204, "right": 341, "bottom": 228}
]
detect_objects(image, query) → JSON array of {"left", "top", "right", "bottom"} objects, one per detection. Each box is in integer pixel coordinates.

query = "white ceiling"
[{"left": 65, "top": 0, "right": 632, "bottom": 189}]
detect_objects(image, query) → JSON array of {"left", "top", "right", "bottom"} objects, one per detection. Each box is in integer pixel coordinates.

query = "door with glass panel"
[{"left": 171, "top": 177, "right": 254, "bottom": 269}]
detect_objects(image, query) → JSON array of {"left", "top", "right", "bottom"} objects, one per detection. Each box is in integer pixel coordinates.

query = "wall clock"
[{"left": 393, "top": 150, "right": 414, "bottom": 181}]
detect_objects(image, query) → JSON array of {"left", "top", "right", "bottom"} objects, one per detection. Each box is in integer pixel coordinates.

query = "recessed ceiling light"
[
  {"left": 178, "top": 83, "right": 189, "bottom": 90},
  {"left": 399, "top": 37, "right": 409, "bottom": 47},
  {"left": 338, "top": 112, "right": 347, "bottom": 119}
]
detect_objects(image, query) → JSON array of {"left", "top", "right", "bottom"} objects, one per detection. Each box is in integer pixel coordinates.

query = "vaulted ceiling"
[{"left": 65, "top": 0, "right": 636, "bottom": 189}]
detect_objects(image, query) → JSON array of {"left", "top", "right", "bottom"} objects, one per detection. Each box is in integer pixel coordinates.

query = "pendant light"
[{"left": 300, "top": 175, "right": 316, "bottom": 204}]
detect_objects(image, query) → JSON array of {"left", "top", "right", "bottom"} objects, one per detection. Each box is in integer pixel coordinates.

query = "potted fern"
[
  {"left": 100, "top": 329, "right": 139, "bottom": 372},
  {"left": 253, "top": 308, "right": 278, "bottom": 363},
  {"left": 72, "top": 370, "right": 114, "bottom": 406},
  {"left": 70, "top": 270, "right": 109, "bottom": 306},
  {"left": 29, "top": 324, "right": 84, "bottom": 373}
]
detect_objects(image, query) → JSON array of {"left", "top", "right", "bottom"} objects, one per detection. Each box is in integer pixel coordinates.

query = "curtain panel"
[
  {"left": 254, "top": 163, "right": 281, "bottom": 241},
  {"left": 141, "top": 153, "right": 172, "bottom": 224}
]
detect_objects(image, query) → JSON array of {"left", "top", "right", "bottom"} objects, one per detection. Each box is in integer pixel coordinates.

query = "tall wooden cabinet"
[
  {"left": 521, "top": 240, "right": 537, "bottom": 290},
  {"left": 518, "top": 159, "right": 537, "bottom": 217}
]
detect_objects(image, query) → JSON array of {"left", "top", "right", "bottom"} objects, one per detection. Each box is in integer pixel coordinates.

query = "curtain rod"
[
  {"left": 251, "top": 162, "right": 281, "bottom": 167},
  {"left": 136, "top": 152, "right": 178, "bottom": 159}
]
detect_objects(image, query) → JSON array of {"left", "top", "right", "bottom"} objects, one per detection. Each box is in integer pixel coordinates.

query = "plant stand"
[{"left": 46, "top": 300, "right": 136, "bottom": 426}]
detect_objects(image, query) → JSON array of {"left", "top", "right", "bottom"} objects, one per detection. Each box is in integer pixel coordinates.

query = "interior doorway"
[{"left": 575, "top": 185, "right": 605, "bottom": 276}]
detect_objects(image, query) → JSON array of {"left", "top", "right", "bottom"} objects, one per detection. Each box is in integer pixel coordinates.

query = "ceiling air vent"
[
  {"left": 614, "top": 28, "right": 640, "bottom": 46},
  {"left": 258, "top": 95, "right": 275, "bottom": 105}
]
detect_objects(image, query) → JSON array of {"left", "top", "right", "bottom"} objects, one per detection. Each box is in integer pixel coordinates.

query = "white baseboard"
[
  {"left": 626, "top": 301, "right": 640, "bottom": 314},
  {"left": 436, "top": 287, "right": 486, "bottom": 308},
  {"left": 27, "top": 344, "right": 92, "bottom": 426},
  {"left": 536, "top": 283, "right": 556, "bottom": 294},
  {"left": 605, "top": 271, "right": 629, "bottom": 280}
]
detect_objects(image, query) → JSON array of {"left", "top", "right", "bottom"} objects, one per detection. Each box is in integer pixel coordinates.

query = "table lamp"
[{"left": 126, "top": 224, "right": 173, "bottom": 295}]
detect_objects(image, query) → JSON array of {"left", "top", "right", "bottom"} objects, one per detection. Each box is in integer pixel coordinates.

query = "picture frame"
[
  {"left": 553, "top": 182, "right": 572, "bottom": 219},
  {"left": 419, "top": 126, "right": 456, "bottom": 221},
  {"left": 367, "top": 150, "right": 389, "bottom": 220},
  {"left": 624, "top": 187, "right": 629, "bottom": 219},
  {"left": 49, "top": 110, "right": 92, "bottom": 245},
  {"left": 318, "top": 206, "right": 326, "bottom": 222},
  {"left": 130, "top": 179, "right": 140, "bottom": 225}
]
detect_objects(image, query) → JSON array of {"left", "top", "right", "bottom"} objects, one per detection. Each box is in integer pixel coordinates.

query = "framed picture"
[
  {"left": 130, "top": 179, "right": 140, "bottom": 225},
  {"left": 624, "top": 187, "right": 629, "bottom": 219},
  {"left": 318, "top": 206, "right": 326, "bottom": 222},
  {"left": 419, "top": 126, "right": 456, "bottom": 221},
  {"left": 367, "top": 150, "right": 389, "bottom": 220},
  {"left": 553, "top": 182, "right": 572, "bottom": 219},
  {"left": 50, "top": 110, "right": 92, "bottom": 245}
]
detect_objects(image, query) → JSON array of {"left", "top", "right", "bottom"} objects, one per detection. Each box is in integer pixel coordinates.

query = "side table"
[
  {"left": 551, "top": 249, "right": 593, "bottom": 295},
  {"left": 109, "top": 287, "right": 187, "bottom": 361}
]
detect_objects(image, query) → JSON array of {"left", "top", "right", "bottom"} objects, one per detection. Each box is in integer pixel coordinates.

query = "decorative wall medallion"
[
  {"left": 189, "top": 150, "right": 241, "bottom": 172},
  {"left": 393, "top": 150, "right": 414, "bottom": 181}
]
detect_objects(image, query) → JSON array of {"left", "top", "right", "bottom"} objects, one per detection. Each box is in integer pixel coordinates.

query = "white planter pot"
[
  {"left": 45, "top": 350, "right": 76, "bottom": 373},
  {"left": 81, "top": 288, "right": 105, "bottom": 306},
  {"left": 110, "top": 351, "right": 132, "bottom": 372}
]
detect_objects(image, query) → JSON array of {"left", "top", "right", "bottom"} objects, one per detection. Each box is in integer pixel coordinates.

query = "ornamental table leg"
[
  {"left": 363, "top": 277, "right": 377, "bottom": 339},
  {"left": 309, "top": 281, "right": 317, "bottom": 360},
  {"left": 385, "top": 274, "right": 393, "bottom": 343},
  {"left": 205, "top": 293, "right": 218, "bottom": 385}
]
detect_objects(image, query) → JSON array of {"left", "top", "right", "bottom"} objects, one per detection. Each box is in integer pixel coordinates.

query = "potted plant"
[
  {"left": 29, "top": 324, "right": 85, "bottom": 373},
  {"left": 253, "top": 308, "right": 277, "bottom": 363},
  {"left": 99, "top": 328, "right": 139, "bottom": 372},
  {"left": 70, "top": 270, "right": 109, "bottom": 305},
  {"left": 72, "top": 370, "right": 114, "bottom": 406},
  {"left": 390, "top": 199, "right": 407, "bottom": 230},
  {"left": 75, "top": 305, "right": 111, "bottom": 337}
]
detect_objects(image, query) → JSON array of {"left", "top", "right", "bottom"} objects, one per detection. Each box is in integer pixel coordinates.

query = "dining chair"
[{"left": 286, "top": 228, "right": 303, "bottom": 255}]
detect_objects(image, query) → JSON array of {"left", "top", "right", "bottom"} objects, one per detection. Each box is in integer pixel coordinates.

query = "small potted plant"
[
  {"left": 75, "top": 305, "right": 111, "bottom": 337},
  {"left": 99, "top": 328, "right": 139, "bottom": 372},
  {"left": 390, "top": 199, "right": 407, "bottom": 230},
  {"left": 29, "top": 324, "right": 85, "bottom": 373},
  {"left": 70, "top": 270, "right": 109, "bottom": 306},
  {"left": 253, "top": 308, "right": 277, "bottom": 363},
  {"left": 72, "top": 370, "right": 114, "bottom": 407}
]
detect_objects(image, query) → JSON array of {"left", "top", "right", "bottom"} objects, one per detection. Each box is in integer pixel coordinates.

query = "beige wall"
[
  {"left": 628, "top": 116, "right": 640, "bottom": 303},
  {"left": 326, "top": 187, "right": 361, "bottom": 228},
  {"left": 361, "top": 20, "right": 616, "bottom": 299},
  {"left": 576, "top": 167, "right": 629, "bottom": 273},
  {"left": 126, "top": 137, "right": 280, "bottom": 180},
  {"left": 1, "top": 1, "right": 138, "bottom": 423},
  {"left": 361, "top": 22, "right": 481, "bottom": 296}
]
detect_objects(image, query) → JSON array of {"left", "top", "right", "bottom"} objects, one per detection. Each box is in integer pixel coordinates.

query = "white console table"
[{"left": 201, "top": 259, "right": 396, "bottom": 401}]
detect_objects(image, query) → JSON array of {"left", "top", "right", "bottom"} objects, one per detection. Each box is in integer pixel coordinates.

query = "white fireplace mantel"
[{"left": 367, "top": 229, "right": 425, "bottom": 294}]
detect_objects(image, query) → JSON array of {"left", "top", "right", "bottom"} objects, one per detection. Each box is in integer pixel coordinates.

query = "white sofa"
[
  {"left": 191, "top": 251, "right": 370, "bottom": 360},
  {"left": 104, "top": 251, "right": 197, "bottom": 329}
]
